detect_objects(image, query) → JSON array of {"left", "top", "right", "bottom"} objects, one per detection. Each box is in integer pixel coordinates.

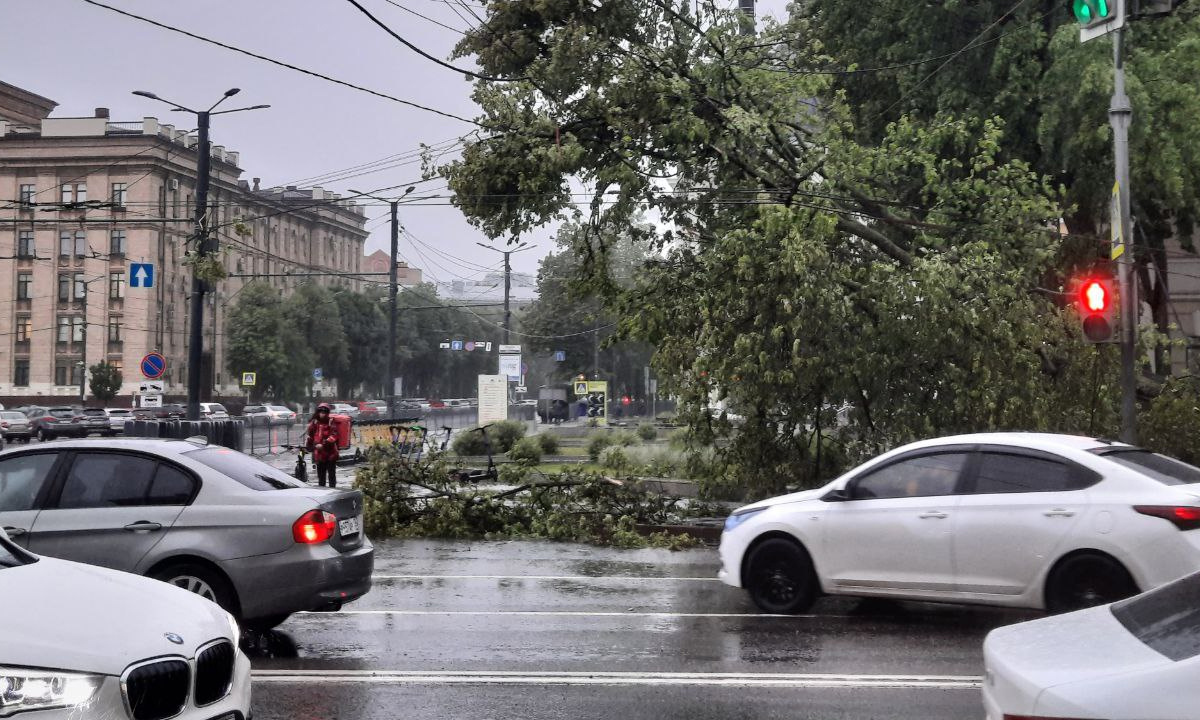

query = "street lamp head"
[
  {"left": 404, "top": 186, "right": 416, "bottom": 195},
  {"left": 131, "top": 90, "right": 158, "bottom": 100},
  {"left": 224, "top": 88, "right": 241, "bottom": 97}
]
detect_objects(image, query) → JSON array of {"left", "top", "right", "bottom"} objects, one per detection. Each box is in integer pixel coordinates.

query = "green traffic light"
[{"left": 1073, "top": 0, "right": 1111, "bottom": 24}]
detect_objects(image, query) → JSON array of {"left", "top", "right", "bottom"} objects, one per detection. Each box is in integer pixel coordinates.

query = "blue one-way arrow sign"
[{"left": 130, "top": 262, "right": 154, "bottom": 288}]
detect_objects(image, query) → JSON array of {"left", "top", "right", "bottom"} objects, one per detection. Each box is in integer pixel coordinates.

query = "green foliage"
[
  {"left": 87, "top": 362, "right": 122, "bottom": 404},
  {"left": 637, "top": 423, "right": 658, "bottom": 441},
  {"left": 507, "top": 436, "right": 544, "bottom": 465},
  {"left": 353, "top": 446, "right": 703, "bottom": 548},
  {"left": 1140, "top": 378, "right": 1200, "bottom": 465},
  {"left": 451, "top": 429, "right": 489, "bottom": 456},
  {"left": 224, "top": 283, "right": 308, "bottom": 402},
  {"left": 598, "top": 445, "right": 630, "bottom": 473},
  {"left": 612, "top": 430, "right": 639, "bottom": 447},
  {"left": 536, "top": 432, "right": 560, "bottom": 455},
  {"left": 489, "top": 420, "right": 527, "bottom": 453},
  {"left": 586, "top": 432, "right": 614, "bottom": 461}
]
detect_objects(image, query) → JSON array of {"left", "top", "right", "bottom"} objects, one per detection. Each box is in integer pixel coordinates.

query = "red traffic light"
[{"left": 1075, "top": 276, "right": 1116, "bottom": 343}]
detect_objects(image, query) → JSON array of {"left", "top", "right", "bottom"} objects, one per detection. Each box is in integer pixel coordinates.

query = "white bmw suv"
[
  {"left": 0, "top": 528, "right": 251, "bottom": 719},
  {"left": 719, "top": 433, "right": 1200, "bottom": 614}
]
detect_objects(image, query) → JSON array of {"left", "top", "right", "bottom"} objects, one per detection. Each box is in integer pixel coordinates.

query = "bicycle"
[{"left": 284, "top": 444, "right": 309, "bottom": 483}]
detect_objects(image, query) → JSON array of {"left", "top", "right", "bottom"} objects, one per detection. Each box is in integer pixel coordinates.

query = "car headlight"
[
  {"left": 226, "top": 611, "right": 242, "bottom": 640},
  {"left": 0, "top": 667, "right": 104, "bottom": 717},
  {"left": 723, "top": 507, "right": 767, "bottom": 532}
]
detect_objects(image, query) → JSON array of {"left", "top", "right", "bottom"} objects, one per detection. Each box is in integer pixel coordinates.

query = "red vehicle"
[
  {"left": 427, "top": 399, "right": 446, "bottom": 409},
  {"left": 356, "top": 401, "right": 379, "bottom": 417}
]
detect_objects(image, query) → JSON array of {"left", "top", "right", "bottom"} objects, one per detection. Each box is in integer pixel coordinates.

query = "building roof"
[{"left": 0, "top": 80, "right": 58, "bottom": 126}]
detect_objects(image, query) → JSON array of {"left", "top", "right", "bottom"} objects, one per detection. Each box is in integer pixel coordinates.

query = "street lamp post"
[
  {"left": 475, "top": 242, "right": 531, "bottom": 345},
  {"left": 350, "top": 187, "right": 414, "bottom": 419},
  {"left": 132, "top": 89, "right": 269, "bottom": 420}
]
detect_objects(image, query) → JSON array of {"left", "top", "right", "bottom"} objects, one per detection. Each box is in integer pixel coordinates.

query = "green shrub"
[
  {"left": 451, "top": 429, "right": 489, "bottom": 456},
  {"left": 637, "top": 423, "right": 658, "bottom": 441},
  {"left": 613, "top": 430, "right": 640, "bottom": 447},
  {"left": 489, "top": 420, "right": 527, "bottom": 453},
  {"left": 667, "top": 427, "right": 690, "bottom": 448},
  {"left": 536, "top": 433, "right": 560, "bottom": 455},
  {"left": 507, "top": 436, "right": 544, "bottom": 466},
  {"left": 599, "top": 444, "right": 631, "bottom": 472},
  {"left": 586, "top": 432, "right": 614, "bottom": 461}
]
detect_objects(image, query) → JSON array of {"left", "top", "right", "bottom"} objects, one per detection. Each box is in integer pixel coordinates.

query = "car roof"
[
  {"left": 0, "top": 437, "right": 205, "bottom": 456},
  {"left": 901, "top": 432, "right": 1130, "bottom": 454}
]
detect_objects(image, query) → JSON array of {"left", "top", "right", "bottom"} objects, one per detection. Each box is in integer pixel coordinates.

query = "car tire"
[
  {"left": 243, "top": 613, "right": 292, "bottom": 632},
  {"left": 744, "top": 537, "right": 819, "bottom": 614},
  {"left": 1045, "top": 552, "right": 1138, "bottom": 614},
  {"left": 151, "top": 562, "right": 240, "bottom": 617},
  {"left": 36, "top": 429, "right": 50, "bottom": 442}
]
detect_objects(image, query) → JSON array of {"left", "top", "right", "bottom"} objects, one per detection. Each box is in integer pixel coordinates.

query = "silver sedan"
[{"left": 0, "top": 438, "right": 373, "bottom": 631}]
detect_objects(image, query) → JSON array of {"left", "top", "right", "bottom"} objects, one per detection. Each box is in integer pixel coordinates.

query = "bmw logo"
[{"left": 164, "top": 633, "right": 184, "bottom": 645}]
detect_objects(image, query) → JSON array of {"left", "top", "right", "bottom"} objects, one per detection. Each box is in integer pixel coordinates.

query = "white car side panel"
[{"left": 822, "top": 495, "right": 958, "bottom": 592}]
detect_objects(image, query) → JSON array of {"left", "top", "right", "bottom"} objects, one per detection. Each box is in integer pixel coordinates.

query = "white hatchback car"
[
  {"left": 984, "top": 569, "right": 1200, "bottom": 719},
  {"left": 719, "top": 433, "right": 1200, "bottom": 614},
  {"left": 0, "top": 528, "right": 251, "bottom": 719}
]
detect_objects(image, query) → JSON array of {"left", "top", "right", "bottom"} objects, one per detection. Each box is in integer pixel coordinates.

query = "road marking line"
[
  {"left": 297, "top": 610, "right": 838, "bottom": 618},
  {"left": 372, "top": 574, "right": 722, "bottom": 582},
  {"left": 250, "top": 670, "right": 982, "bottom": 689}
]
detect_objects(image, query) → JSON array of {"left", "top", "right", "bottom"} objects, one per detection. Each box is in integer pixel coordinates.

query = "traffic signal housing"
[
  {"left": 1076, "top": 276, "right": 1118, "bottom": 343},
  {"left": 1074, "top": 0, "right": 1125, "bottom": 42}
]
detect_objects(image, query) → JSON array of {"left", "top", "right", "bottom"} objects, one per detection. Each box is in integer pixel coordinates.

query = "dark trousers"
[{"left": 316, "top": 460, "right": 337, "bottom": 488}]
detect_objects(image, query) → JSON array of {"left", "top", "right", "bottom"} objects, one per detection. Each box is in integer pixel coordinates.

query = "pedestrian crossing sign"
[{"left": 574, "top": 381, "right": 588, "bottom": 396}]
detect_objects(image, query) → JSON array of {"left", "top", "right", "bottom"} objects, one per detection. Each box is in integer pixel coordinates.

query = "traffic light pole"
[
  {"left": 186, "top": 110, "right": 211, "bottom": 422},
  {"left": 1111, "top": 26, "right": 1138, "bottom": 444}
]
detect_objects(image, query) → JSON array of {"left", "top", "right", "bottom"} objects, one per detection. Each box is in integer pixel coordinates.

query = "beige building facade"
[{"left": 0, "top": 81, "right": 368, "bottom": 402}]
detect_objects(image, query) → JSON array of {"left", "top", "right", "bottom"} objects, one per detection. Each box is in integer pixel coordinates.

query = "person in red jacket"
[{"left": 306, "top": 403, "right": 340, "bottom": 487}]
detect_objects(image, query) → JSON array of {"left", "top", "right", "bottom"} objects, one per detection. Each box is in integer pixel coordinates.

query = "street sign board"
[
  {"left": 465, "top": 341, "right": 476, "bottom": 352},
  {"left": 574, "top": 381, "right": 588, "bottom": 396},
  {"left": 515, "top": 385, "right": 527, "bottom": 393},
  {"left": 241, "top": 372, "right": 256, "bottom": 386},
  {"left": 478, "top": 375, "right": 508, "bottom": 424},
  {"left": 130, "top": 262, "right": 154, "bottom": 288},
  {"left": 313, "top": 368, "right": 323, "bottom": 380},
  {"left": 451, "top": 340, "right": 464, "bottom": 351},
  {"left": 139, "top": 381, "right": 164, "bottom": 394},
  {"left": 499, "top": 354, "right": 521, "bottom": 381},
  {"left": 554, "top": 350, "right": 566, "bottom": 362},
  {"left": 141, "top": 394, "right": 162, "bottom": 408},
  {"left": 140, "top": 352, "right": 166, "bottom": 379},
  {"left": 439, "top": 341, "right": 451, "bottom": 349},
  {"left": 585, "top": 380, "right": 609, "bottom": 426},
  {"left": 485, "top": 342, "right": 493, "bottom": 352},
  {"left": 498, "top": 344, "right": 521, "bottom": 354}
]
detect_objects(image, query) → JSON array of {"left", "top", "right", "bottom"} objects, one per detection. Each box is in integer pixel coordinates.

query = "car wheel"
[
  {"left": 151, "top": 563, "right": 239, "bottom": 616},
  {"left": 243, "top": 613, "right": 291, "bottom": 632},
  {"left": 36, "top": 429, "right": 49, "bottom": 442},
  {"left": 1045, "top": 552, "right": 1138, "bottom": 614},
  {"left": 744, "top": 537, "right": 818, "bottom": 614}
]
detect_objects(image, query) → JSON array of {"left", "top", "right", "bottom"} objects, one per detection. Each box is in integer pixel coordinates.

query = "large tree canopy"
[{"left": 440, "top": 0, "right": 1135, "bottom": 495}]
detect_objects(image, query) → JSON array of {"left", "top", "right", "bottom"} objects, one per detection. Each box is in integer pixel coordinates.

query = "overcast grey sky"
[{"left": 0, "top": 0, "right": 790, "bottom": 281}]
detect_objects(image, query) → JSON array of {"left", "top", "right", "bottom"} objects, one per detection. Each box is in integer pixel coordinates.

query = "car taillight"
[
  {"left": 1134, "top": 505, "right": 1200, "bottom": 531},
  {"left": 292, "top": 510, "right": 337, "bottom": 544}
]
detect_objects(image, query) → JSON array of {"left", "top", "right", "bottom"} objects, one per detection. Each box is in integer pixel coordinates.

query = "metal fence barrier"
[{"left": 123, "top": 419, "right": 245, "bottom": 451}]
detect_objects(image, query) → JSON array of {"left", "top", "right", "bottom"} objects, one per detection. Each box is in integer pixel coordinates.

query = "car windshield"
[
  {"left": 1094, "top": 449, "right": 1200, "bottom": 486},
  {"left": 108, "top": 409, "right": 130, "bottom": 415},
  {"left": 48, "top": 409, "right": 74, "bottom": 418},
  {"left": 182, "top": 447, "right": 306, "bottom": 490},
  {"left": 1111, "top": 571, "right": 1200, "bottom": 661},
  {"left": 207, "top": 404, "right": 227, "bottom": 412}
]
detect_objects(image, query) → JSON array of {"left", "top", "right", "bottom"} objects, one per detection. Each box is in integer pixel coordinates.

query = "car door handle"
[
  {"left": 1044, "top": 509, "right": 1076, "bottom": 518},
  {"left": 123, "top": 521, "right": 163, "bottom": 532},
  {"left": 918, "top": 511, "right": 948, "bottom": 519},
  {"left": 1, "top": 526, "right": 27, "bottom": 537}
]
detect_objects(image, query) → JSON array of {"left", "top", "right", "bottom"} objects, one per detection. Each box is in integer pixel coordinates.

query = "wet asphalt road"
[{"left": 242, "top": 539, "right": 1040, "bottom": 719}]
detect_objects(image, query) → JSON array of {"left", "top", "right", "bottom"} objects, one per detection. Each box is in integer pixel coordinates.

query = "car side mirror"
[{"left": 822, "top": 487, "right": 851, "bottom": 502}]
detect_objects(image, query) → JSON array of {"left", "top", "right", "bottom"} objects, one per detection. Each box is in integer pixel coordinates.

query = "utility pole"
[
  {"left": 476, "top": 241, "right": 531, "bottom": 345},
  {"left": 79, "top": 279, "right": 87, "bottom": 405},
  {"left": 352, "top": 187, "right": 414, "bottom": 418},
  {"left": 133, "top": 89, "right": 268, "bottom": 420},
  {"left": 1111, "top": 26, "right": 1138, "bottom": 444}
]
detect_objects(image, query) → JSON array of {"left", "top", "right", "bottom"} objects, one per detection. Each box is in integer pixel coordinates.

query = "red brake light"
[
  {"left": 292, "top": 510, "right": 337, "bottom": 544},
  {"left": 1134, "top": 505, "right": 1200, "bottom": 531}
]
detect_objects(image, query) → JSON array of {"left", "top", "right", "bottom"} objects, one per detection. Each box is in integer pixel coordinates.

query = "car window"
[
  {"left": 0, "top": 453, "right": 59, "bottom": 512},
  {"left": 182, "top": 447, "right": 305, "bottom": 490},
  {"left": 83, "top": 408, "right": 106, "bottom": 416},
  {"left": 1096, "top": 449, "right": 1200, "bottom": 486},
  {"left": 57, "top": 453, "right": 159, "bottom": 509},
  {"left": 207, "top": 404, "right": 227, "bottom": 413},
  {"left": 851, "top": 452, "right": 969, "bottom": 500},
  {"left": 969, "top": 452, "right": 1086, "bottom": 494},
  {"left": 0, "top": 412, "right": 25, "bottom": 421},
  {"left": 109, "top": 409, "right": 130, "bottom": 416},
  {"left": 243, "top": 406, "right": 262, "bottom": 413},
  {"left": 1111, "top": 571, "right": 1200, "bottom": 661},
  {"left": 48, "top": 409, "right": 74, "bottom": 419},
  {"left": 147, "top": 464, "right": 196, "bottom": 505}
]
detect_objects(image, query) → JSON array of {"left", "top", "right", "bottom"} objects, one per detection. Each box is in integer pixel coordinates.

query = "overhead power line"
[{"left": 78, "top": 0, "right": 481, "bottom": 126}]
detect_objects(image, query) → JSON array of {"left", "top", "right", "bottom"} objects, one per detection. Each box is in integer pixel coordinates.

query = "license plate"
[{"left": 338, "top": 516, "right": 361, "bottom": 537}]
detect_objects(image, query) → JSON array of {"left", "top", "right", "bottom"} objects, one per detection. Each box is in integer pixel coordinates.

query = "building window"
[
  {"left": 16, "top": 231, "right": 33, "bottom": 258},
  {"left": 18, "top": 184, "right": 35, "bottom": 205},
  {"left": 59, "top": 230, "right": 86, "bottom": 257},
  {"left": 57, "top": 316, "right": 71, "bottom": 343},
  {"left": 55, "top": 363, "right": 67, "bottom": 386},
  {"left": 107, "top": 359, "right": 122, "bottom": 375},
  {"left": 61, "top": 183, "right": 86, "bottom": 204},
  {"left": 109, "top": 271, "right": 125, "bottom": 299},
  {"left": 73, "top": 316, "right": 85, "bottom": 343},
  {"left": 16, "top": 273, "right": 32, "bottom": 300},
  {"left": 74, "top": 230, "right": 87, "bottom": 256},
  {"left": 15, "top": 316, "right": 31, "bottom": 343},
  {"left": 13, "top": 360, "right": 29, "bottom": 387},
  {"left": 111, "top": 182, "right": 127, "bottom": 207},
  {"left": 110, "top": 229, "right": 126, "bottom": 255},
  {"left": 57, "top": 273, "right": 70, "bottom": 302},
  {"left": 71, "top": 363, "right": 83, "bottom": 386},
  {"left": 108, "top": 316, "right": 122, "bottom": 343},
  {"left": 74, "top": 273, "right": 87, "bottom": 300}
]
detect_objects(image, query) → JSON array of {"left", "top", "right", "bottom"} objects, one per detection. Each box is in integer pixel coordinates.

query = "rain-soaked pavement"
[{"left": 244, "top": 538, "right": 1040, "bottom": 719}]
